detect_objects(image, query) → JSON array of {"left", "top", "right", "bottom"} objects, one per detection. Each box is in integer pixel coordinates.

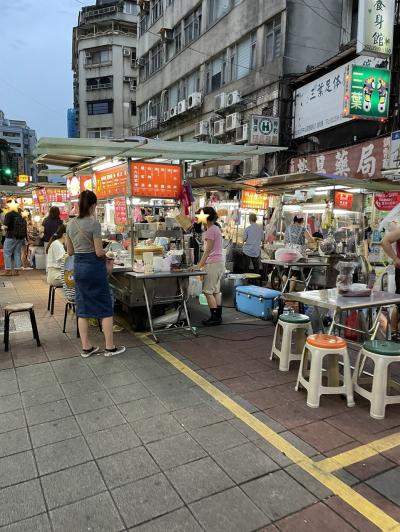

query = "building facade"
[
  {"left": 0, "top": 110, "right": 37, "bottom": 182},
  {"left": 72, "top": 0, "right": 139, "bottom": 139},
  {"left": 135, "top": 0, "right": 344, "bottom": 175}
]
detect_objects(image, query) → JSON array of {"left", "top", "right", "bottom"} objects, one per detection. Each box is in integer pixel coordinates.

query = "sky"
[{"left": 0, "top": 0, "right": 93, "bottom": 139}]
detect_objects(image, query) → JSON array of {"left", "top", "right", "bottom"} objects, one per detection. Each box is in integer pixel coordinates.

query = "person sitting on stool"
[{"left": 243, "top": 213, "right": 263, "bottom": 273}]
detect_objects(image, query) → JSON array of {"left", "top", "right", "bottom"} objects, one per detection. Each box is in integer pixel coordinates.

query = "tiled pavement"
[{"left": 0, "top": 272, "right": 400, "bottom": 530}]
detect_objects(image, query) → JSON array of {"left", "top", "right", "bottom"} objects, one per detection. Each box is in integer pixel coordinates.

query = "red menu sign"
[
  {"left": 334, "top": 191, "right": 353, "bottom": 210},
  {"left": 114, "top": 198, "right": 128, "bottom": 225},
  {"left": 46, "top": 188, "right": 69, "bottom": 203},
  {"left": 241, "top": 189, "right": 268, "bottom": 210},
  {"left": 130, "top": 162, "right": 182, "bottom": 198},
  {"left": 374, "top": 192, "right": 400, "bottom": 211},
  {"left": 94, "top": 164, "right": 128, "bottom": 199}
]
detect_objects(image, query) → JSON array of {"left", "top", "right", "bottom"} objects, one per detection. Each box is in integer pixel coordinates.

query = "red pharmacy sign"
[{"left": 334, "top": 191, "right": 353, "bottom": 210}]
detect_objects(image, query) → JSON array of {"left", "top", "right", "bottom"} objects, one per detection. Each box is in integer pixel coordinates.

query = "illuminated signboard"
[
  {"left": 334, "top": 191, "right": 353, "bottom": 210},
  {"left": 343, "top": 65, "right": 390, "bottom": 119},
  {"left": 241, "top": 190, "right": 268, "bottom": 210},
  {"left": 357, "top": 0, "right": 395, "bottom": 58},
  {"left": 130, "top": 162, "right": 182, "bottom": 198},
  {"left": 94, "top": 164, "right": 128, "bottom": 199}
]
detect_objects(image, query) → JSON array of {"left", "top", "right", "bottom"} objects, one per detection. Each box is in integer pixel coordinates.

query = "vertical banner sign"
[
  {"left": 114, "top": 198, "right": 128, "bottom": 225},
  {"left": 343, "top": 65, "right": 390, "bottom": 119},
  {"left": 334, "top": 191, "right": 353, "bottom": 210},
  {"left": 357, "top": 0, "right": 395, "bottom": 57}
]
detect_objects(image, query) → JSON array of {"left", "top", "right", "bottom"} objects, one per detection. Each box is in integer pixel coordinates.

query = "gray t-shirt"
[
  {"left": 67, "top": 217, "right": 102, "bottom": 254},
  {"left": 243, "top": 223, "right": 263, "bottom": 258}
]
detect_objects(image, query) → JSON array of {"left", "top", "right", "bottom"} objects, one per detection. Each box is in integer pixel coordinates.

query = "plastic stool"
[
  {"left": 296, "top": 334, "right": 354, "bottom": 408},
  {"left": 353, "top": 340, "right": 400, "bottom": 419},
  {"left": 4, "top": 303, "right": 40, "bottom": 352},
  {"left": 270, "top": 313, "right": 312, "bottom": 372}
]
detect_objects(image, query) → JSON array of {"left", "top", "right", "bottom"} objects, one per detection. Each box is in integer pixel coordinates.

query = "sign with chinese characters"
[
  {"left": 334, "top": 191, "right": 353, "bottom": 210},
  {"left": 130, "top": 162, "right": 182, "bottom": 198},
  {"left": 357, "top": 0, "right": 395, "bottom": 57},
  {"left": 114, "top": 198, "right": 128, "bottom": 225},
  {"left": 343, "top": 65, "right": 390, "bottom": 119},
  {"left": 250, "top": 116, "right": 279, "bottom": 146},
  {"left": 94, "top": 164, "right": 128, "bottom": 199},
  {"left": 293, "top": 56, "right": 384, "bottom": 139},
  {"left": 66, "top": 175, "right": 93, "bottom": 198},
  {"left": 374, "top": 192, "right": 400, "bottom": 210},
  {"left": 389, "top": 130, "right": 400, "bottom": 169},
  {"left": 289, "top": 135, "right": 390, "bottom": 179},
  {"left": 241, "top": 189, "right": 268, "bottom": 210},
  {"left": 17, "top": 175, "right": 30, "bottom": 185},
  {"left": 46, "top": 188, "right": 69, "bottom": 203}
]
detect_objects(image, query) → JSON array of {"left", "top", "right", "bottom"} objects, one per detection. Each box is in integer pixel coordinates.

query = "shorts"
[{"left": 203, "top": 261, "right": 225, "bottom": 295}]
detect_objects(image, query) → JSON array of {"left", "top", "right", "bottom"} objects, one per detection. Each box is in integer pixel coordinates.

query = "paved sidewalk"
[{"left": 0, "top": 272, "right": 399, "bottom": 531}]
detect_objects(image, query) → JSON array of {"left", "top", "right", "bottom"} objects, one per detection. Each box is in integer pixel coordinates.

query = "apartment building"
[
  {"left": 0, "top": 110, "right": 37, "bottom": 181},
  {"left": 135, "top": 0, "right": 345, "bottom": 175},
  {"left": 72, "top": 0, "right": 139, "bottom": 139}
]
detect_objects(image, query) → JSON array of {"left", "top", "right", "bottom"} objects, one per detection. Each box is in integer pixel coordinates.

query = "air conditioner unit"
[
  {"left": 235, "top": 123, "right": 249, "bottom": 144},
  {"left": 123, "top": 48, "right": 131, "bottom": 57},
  {"left": 213, "top": 119, "right": 226, "bottom": 137},
  {"left": 227, "top": 90, "right": 241, "bottom": 107},
  {"left": 215, "top": 92, "right": 227, "bottom": 111},
  {"left": 225, "top": 113, "right": 241, "bottom": 132},
  {"left": 170, "top": 106, "right": 178, "bottom": 118},
  {"left": 85, "top": 51, "right": 92, "bottom": 58},
  {"left": 177, "top": 99, "right": 187, "bottom": 114},
  {"left": 188, "top": 92, "right": 202, "bottom": 110},
  {"left": 163, "top": 111, "right": 170, "bottom": 122},
  {"left": 194, "top": 121, "right": 209, "bottom": 138}
]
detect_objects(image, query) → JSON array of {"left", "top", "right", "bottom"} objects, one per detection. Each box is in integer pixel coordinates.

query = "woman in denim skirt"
[{"left": 66, "top": 190, "right": 125, "bottom": 358}]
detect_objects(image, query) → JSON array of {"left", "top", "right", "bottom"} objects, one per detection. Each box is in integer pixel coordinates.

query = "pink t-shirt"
[{"left": 204, "top": 224, "right": 224, "bottom": 264}]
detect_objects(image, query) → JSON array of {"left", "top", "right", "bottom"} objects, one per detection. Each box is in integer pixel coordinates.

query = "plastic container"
[{"left": 236, "top": 286, "right": 281, "bottom": 320}]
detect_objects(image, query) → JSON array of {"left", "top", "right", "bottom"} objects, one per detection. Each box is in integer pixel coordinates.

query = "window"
[
  {"left": 87, "top": 100, "right": 113, "bottom": 115},
  {"left": 139, "top": 14, "right": 148, "bottom": 35},
  {"left": 206, "top": 54, "right": 225, "bottom": 93},
  {"left": 236, "top": 36, "right": 251, "bottom": 79},
  {"left": 131, "top": 101, "right": 137, "bottom": 116},
  {"left": 151, "top": 0, "right": 163, "bottom": 23},
  {"left": 85, "top": 47, "right": 111, "bottom": 66},
  {"left": 150, "top": 42, "right": 163, "bottom": 73},
  {"left": 184, "top": 7, "right": 202, "bottom": 45},
  {"left": 174, "top": 25, "right": 182, "bottom": 54},
  {"left": 123, "top": 1, "right": 139, "bottom": 15},
  {"left": 86, "top": 76, "right": 113, "bottom": 91},
  {"left": 350, "top": 0, "right": 359, "bottom": 40},
  {"left": 87, "top": 128, "right": 113, "bottom": 138},
  {"left": 207, "top": 0, "right": 240, "bottom": 25},
  {"left": 139, "top": 54, "right": 150, "bottom": 81},
  {"left": 265, "top": 15, "right": 282, "bottom": 63},
  {"left": 250, "top": 31, "right": 257, "bottom": 70}
]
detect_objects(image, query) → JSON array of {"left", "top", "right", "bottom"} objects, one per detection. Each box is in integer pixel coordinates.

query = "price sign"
[
  {"left": 374, "top": 192, "right": 400, "bottom": 211},
  {"left": 94, "top": 164, "right": 128, "bottom": 199},
  {"left": 241, "top": 189, "right": 268, "bottom": 210},
  {"left": 114, "top": 198, "right": 128, "bottom": 225},
  {"left": 130, "top": 162, "right": 182, "bottom": 198},
  {"left": 334, "top": 191, "right": 353, "bottom": 209}
]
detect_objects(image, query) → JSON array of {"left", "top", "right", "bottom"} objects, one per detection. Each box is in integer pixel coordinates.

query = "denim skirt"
[{"left": 74, "top": 253, "right": 113, "bottom": 319}]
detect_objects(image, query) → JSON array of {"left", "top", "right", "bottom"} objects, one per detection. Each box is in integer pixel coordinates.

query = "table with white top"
[{"left": 126, "top": 270, "right": 207, "bottom": 342}]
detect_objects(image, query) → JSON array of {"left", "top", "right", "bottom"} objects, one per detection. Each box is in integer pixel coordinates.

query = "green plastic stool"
[
  {"left": 363, "top": 340, "right": 400, "bottom": 356},
  {"left": 279, "top": 313, "right": 310, "bottom": 325}
]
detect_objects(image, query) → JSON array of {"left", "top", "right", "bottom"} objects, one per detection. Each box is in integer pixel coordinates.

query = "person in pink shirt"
[{"left": 194, "top": 207, "right": 225, "bottom": 326}]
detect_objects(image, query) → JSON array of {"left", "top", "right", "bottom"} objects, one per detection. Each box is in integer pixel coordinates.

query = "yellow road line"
[
  {"left": 137, "top": 333, "right": 400, "bottom": 531},
  {"left": 318, "top": 432, "right": 400, "bottom": 473}
]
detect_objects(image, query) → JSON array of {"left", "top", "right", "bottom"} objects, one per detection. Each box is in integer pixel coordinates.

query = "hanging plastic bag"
[
  {"left": 344, "top": 310, "right": 358, "bottom": 341},
  {"left": 188, "top": 276, "right": 203, "bottom": 297}
]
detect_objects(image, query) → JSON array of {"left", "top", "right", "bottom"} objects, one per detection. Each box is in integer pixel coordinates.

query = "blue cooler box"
[{"left": 235, "top": 286, "right": 281, "bottom": 320}]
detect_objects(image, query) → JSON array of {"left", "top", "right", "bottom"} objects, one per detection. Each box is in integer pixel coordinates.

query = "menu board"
[
  {"left": 114, "top": 198, "right": 128, "bottom": 225},
  {"left": 46, "top": 188, "right": 69, "bottom": 203},
  {"left": 94, "top": 164, "right": 128, "bottom": 199},
  {"left": 241, "top": 189, "right": 268, "bottom": 210},
  {"left": 334, "top": 191, "right": 353, "bottom": 210},
  {"left": 130, "top": 162, "right": 182, "bottom": 198}
]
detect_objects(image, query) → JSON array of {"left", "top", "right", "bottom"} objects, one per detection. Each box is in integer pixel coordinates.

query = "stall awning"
[
  {"left": 34, "top": 137, "right": 287, "bottom": 169},
  {"left": 244, "top": 172, "right": 400, "bottom": 193}
]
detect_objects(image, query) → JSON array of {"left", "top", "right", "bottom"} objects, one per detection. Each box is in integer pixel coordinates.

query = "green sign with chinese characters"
[{"left": 345, "top": 65, "right": 391, "bottom": 119}]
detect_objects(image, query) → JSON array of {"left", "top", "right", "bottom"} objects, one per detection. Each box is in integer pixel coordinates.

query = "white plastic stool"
[
  {"left": 270, "top": 313, "right": 312, "bottom": 372},
  {"left": 353, "top": 340, "right": 400, "bottom": 419},
  {"left": 296, "top": 334, "right": 355, "bottom": 408}
]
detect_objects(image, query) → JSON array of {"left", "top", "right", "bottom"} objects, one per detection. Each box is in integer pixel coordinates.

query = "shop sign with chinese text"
[
  {"left": 250, "top": 116, "right": 279, "bottom": 146},
  {"left": 334, "top": 191, "right": 353, "bottom": 209},
  {"left": 289, "top": 135, "right": 390, "bottom": 178},
  {"left": 66, "top": 175, "right": 92, "bottom": 198},
  {"left": 374, "top": 192, "right": 400, "bottom": 210},
  {"left": 94, "top": 164, "right": 128, "bottom": 199},
  {"left": 357, "top": 0, "right": 395, "bottom": 57},
  {"left": 343, "top": 65, "right": 390, "bottom": 119},
  {"left": 130, "top": 162, "right": 182, "bottom": 198},
  {"left": 46, "top": 188, "right": 69, "bottom": 203},
  {"left": 293, "top": 56, "right": 383, "bottom": 139},
  {"left": 114, "top": 198, "right": 128, "bottom": 224},
  {"left": 241, "top": 189, "right": 268, "bottom": 210}
]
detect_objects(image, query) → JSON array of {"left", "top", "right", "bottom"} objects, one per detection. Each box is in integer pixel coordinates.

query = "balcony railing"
[
  {"left": 86, "top": 83, "right": 113, "bottom": 91},
  {"left": 132, "top": 118, "right": 160, "bottom": 136}
]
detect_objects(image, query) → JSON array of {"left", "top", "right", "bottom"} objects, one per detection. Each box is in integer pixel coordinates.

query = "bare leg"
[
  {"left": 215, "top": 292, "right": 222, "bottom": 306},
  {"left": 205, "top": 294, "right": 217, "bottom": 309},
  {"left": 102, "top": 316, "right": 114, "bottom": 350},
  {"left": 78, "top": 318, "right": 91, "bottom": 350}
]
